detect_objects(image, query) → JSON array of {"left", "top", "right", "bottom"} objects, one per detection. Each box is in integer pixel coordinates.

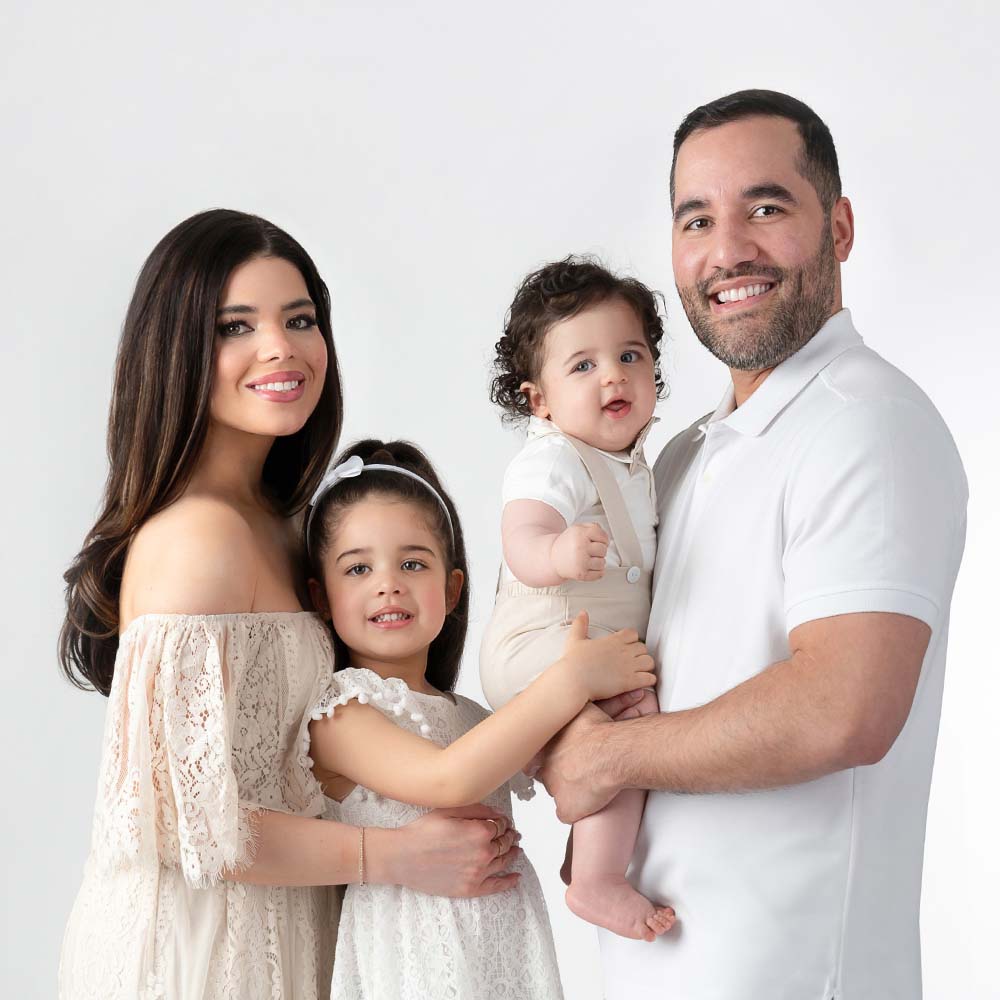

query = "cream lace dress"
[
  {"left": 59, "top": 612, "right": 340, "bottom": 1000},
  {"left": 311, "top": 667, "right": 564, "bottom": 1000}
]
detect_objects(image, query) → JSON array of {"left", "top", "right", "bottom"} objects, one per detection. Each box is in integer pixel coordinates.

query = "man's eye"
[
  {"left": 684, "top": 218, "right": 710, "bottom": 231},
  {"left": 217, "top": 319, "right": 252, "bottom": 337},
  {"left": 401, "top": 559, "right": 426, "bottom": 572},
  {"left": 287, "top": 314, "right": 318, "bottom": 330},
  {"left": 752, "top": 205, "right": 782, "bottom": 218},
  {"left": 573, "top": 360, "right": 595, "bottom": 373}
]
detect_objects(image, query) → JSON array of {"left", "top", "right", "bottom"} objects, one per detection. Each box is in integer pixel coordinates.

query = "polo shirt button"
[{"left": 626, "top": 566, "right": 641, "bottom": 584}]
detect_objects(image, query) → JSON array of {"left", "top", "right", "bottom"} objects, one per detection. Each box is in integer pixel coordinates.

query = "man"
[{"left": 539, "top": 90, "right": 967, "bottom": 999}]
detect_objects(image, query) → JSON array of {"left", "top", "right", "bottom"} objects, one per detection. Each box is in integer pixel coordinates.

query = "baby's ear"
[
  {"left": 518, "top": 380, "right": 549, "bottom": 419},
  {"left": 308, "top": 577, "right": 331, "bottom": 618},
  {"left": 446, "top": 568, "right": 465, "bottom": 613}
]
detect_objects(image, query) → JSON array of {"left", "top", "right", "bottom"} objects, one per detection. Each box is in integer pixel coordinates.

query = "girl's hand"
[
  {"left": 551, "top": 522, "right": 609, "bottom": 581},
  {"left": 559, "top": 611, "right": 657, "bottom": 702},
  {"left": 385, "top": 806, "right": 522, "bottom": 897}
]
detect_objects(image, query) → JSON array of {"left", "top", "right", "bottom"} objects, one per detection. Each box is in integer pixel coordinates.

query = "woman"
[{"left": 58, "top": 210, "right": 520, "bottom": 999}]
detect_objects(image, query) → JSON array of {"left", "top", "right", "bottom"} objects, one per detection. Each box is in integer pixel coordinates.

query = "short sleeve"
[
  {"left": 92, "top": 617, "right": 259, "bottom": 887},
  {"left": 783, "top": 398, "right": 967, "bottom": 633},
  {"left": 308, "top": 667, "right": 435, "bottom": 738},
  {"left": 502, "top": 435, "right": 596, "bottom": 527}
]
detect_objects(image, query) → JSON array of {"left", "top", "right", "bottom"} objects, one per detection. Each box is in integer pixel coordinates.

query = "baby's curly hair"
[{"left": 490, "top": 255, "right": 667, "bottom": 424}]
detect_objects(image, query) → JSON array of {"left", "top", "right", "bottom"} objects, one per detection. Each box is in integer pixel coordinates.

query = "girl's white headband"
[{"left": 306, "top": 454, "right": 456, "bottom": 553}]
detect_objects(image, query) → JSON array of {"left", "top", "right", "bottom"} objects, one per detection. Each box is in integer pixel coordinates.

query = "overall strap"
[{"left": 563, "top": 434, "right": 645, "bottom": 571}]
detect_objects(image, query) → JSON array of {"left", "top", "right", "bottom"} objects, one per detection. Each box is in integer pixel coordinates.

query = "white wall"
[{"left": 2, "top": 2, "right": 995, "bottom": 996}]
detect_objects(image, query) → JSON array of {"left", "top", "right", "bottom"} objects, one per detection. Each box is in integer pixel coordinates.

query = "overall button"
[{"left": 626, "top": 566, "right": 641, "bottom": 584}]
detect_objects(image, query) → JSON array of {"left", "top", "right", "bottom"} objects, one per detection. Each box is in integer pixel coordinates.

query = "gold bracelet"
[{"left": 358, "top": 826, "right": 366, "bottom": 886}]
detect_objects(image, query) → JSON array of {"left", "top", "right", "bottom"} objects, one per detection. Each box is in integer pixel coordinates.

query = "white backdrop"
[{"left": 2, "top": 2, "right": 996, "bottom": 997}]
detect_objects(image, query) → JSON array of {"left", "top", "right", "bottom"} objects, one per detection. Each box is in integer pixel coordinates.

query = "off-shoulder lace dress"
[
  {"left": 59, "top": 612, "right": 340, "bottom": 1000},
  {"left": 310, "top": 667, "right": 564, "bottom": 1000}
]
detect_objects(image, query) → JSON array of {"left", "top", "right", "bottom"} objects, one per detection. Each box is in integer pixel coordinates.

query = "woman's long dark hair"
[
  {"left": 305, "top": 439, "right": 470, "bottom": 693},
  {"left": 60, "top": 209, "right": 343, "bottom": 695}
]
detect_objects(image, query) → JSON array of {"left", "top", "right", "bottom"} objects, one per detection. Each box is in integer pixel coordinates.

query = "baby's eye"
[
  {"left": 621, "top": 350, "right": 641, "bottom": 364},
  {"left": 217, "top": 319, "right": 253, "bottom": 337},
  {"left": 572, "top": 360, "right": 595, "bottom": 373},
  {"left": 401, "top": 559, "right": 427, "bottom": 572},
  {"left": 345, "top": 564, "right": 370, "bottom": 576},
  {"left": 287, "top": 313, "right": 317, "bottom": 331}
]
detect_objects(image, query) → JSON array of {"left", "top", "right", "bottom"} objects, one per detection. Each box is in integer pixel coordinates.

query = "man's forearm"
[{"left": 602, "top": 651, "right": 873, "bottom": 795}]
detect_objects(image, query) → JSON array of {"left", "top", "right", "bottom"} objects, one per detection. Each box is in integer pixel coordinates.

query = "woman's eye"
[
  {"left": 287, "top": 313, "right": 317, "bottom": 331},
  {"left": 217, "top": 319, "right": 252, "bottom": 337},
  {"left": 573, "top": 360, "right": 595, "bottom": 373},
  {"left": 401, "top": 559, "right": 426, "bottom": 572},
  {"left": 621, "top": 350, "right": 640, "bottom": 364},
  {"left": 346, "top": 564, "right": 370, "bottom": 577}
]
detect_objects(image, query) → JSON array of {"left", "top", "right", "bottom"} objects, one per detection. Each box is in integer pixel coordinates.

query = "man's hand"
[{"left": 537, "top": 702, "right": 621, "bottom": 823}]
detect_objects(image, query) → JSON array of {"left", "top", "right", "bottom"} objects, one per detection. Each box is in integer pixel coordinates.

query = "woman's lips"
[{"left": 246, "top": 370, "right": 307, "bottom": 402}]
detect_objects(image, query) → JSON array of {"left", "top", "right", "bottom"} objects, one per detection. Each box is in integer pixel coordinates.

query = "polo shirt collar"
[
  {"left": 699, "top": 308, "right": 863, "bottom": 438},
  {"left": 527, "top": 413, "right": 658, "bottom": 471}
]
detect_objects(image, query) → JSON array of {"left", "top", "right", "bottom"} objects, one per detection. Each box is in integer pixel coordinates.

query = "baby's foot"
[{"left": 566, "top": 875, "right": 676, "bottom": 942}]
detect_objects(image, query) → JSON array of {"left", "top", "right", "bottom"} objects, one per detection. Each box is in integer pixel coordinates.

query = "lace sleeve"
[{"left": 92, "top": 616, "right": 260, "bottom": 887}]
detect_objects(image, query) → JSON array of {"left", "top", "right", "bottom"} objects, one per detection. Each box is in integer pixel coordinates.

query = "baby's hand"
[
  {"left": 551, "top": 522, "right": 609, "bottom": 581},
  {"left": 560, "top": 611, "right": 657, "bottom": 702}
]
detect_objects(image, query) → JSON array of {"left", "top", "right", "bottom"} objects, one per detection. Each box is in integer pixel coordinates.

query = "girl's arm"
[
  {"left": 502, "top": 499, "right": 609, "bottom": 586},
  {"left": 309, "top": 613, "right": 656, "bottom": 809},
  {"left": 229, "top": 807, "right": 522, "bottom": 896}
]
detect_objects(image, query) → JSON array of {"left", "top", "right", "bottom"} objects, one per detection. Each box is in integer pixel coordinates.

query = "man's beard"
[{"left": 677, "top": 225, "right": 837, "bottom": 372}]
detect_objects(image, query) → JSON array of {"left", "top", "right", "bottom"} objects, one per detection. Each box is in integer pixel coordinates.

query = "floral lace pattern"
[
  {"left": 313, "top": 667, "right": 561, "bottom": 1000},
  {"left": 59, "top": 613, "right": 338, "bottom": 1000}
]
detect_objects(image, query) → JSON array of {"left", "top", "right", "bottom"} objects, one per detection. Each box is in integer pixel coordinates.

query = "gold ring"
[{"left": 485, "top": 818, "right": 501, "bottom": 840}]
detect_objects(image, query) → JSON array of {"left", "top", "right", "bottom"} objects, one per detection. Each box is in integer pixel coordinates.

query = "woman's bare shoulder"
[{"left": 123, "top": 496, "right": 258, "bottom": 618}]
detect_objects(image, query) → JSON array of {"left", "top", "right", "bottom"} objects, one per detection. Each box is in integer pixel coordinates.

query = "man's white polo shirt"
[{"left": 600, "top": 310, "right": 967, "bottom": 1000}]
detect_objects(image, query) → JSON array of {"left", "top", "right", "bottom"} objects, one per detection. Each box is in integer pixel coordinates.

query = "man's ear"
[
  {"left": 446, "top": 568, "right": 465, "bottom": 613},
  {"left": 308, "top": 577, "right": 331, "bottom": 619},
  {"left": 832, "top": 195, "right": 855, "bottom": 262},
  {"left": 519, "top": 380, "right": 550, "bottom": 419}
]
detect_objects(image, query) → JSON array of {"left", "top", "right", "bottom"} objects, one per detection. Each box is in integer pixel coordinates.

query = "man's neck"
[{"left": 730, "top": 366, "right": 775, "bottom": 407}]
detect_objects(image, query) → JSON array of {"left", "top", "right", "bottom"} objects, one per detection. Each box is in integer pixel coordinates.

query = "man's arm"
[{"left": 539, "top": 610, "right": 930, "bottom": 823}]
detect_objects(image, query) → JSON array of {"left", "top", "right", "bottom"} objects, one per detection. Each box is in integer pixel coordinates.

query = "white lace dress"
[
  {"left": 59, "top": 612, "right": 340, "bottom": 1000},
  {"left": 311, "top": 667, "right": 564, "bottom": 1000}
]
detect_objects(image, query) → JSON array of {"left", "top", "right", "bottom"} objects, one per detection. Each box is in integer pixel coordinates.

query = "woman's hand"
[
  {"left": 378, "top": 806, "right": 522, "bottom": 897},
  {"left": 558, "top": 611, "right": 656, "bottom": 702}
]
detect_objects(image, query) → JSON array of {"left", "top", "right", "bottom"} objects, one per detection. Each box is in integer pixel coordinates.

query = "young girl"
[
  {"left": 481, "top": 256, "right": 675, "bottom": 942},
  {"left": 304, "top": 438, "right": 657, "bottom": 1000}
]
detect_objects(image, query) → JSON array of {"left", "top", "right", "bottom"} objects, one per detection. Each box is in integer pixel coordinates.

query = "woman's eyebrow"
[{"left": 216, "top": 297, "right": 315, "bottom": 316}]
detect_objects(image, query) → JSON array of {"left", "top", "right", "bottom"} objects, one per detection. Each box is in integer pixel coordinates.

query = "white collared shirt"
[
  {"left": 500, "top": 415, "right": 657, "bottom": 582},
  {"left": 600, "top": 310, "right": 967, "bottom": 999}
]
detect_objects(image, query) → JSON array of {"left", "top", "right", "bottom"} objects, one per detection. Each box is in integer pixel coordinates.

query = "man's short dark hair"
[{"left": 670, "top": 89, "right": 842, "bottom": 212}]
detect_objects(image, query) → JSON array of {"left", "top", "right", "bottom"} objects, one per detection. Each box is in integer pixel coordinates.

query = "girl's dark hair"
[
  {"left": 59, "top": 209, "right": 344, "bottom": 696},
  {"left": 670, "top": 89, "right": 841, "bottom": 212},
  {"left": 305, "top": 439, "right": 469, "bottom": 694},
  {"left": 490, "top": 255, "right": 667, "bottom": 424}
]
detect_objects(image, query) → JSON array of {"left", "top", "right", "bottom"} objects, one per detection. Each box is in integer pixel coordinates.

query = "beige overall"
[{"left": 479, "top": 433, "right": 653, "bottom": 710}]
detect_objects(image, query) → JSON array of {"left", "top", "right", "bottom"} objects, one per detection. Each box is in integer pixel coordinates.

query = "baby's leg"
[{"left": 565, "top": 689, "right": 675, "bottom": 941}]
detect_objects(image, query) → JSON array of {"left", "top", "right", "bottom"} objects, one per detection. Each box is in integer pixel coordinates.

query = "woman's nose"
[{"left": 256, "top": 322, "right": 295, "bottom": 363}]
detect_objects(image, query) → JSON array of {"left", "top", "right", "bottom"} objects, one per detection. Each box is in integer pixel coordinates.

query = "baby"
[{"left": 480, "top": 256, "right": 675, "bottom": 941}]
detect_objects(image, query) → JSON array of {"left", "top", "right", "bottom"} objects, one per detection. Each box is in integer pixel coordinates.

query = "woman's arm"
[
  {"left": 502, "top": 500, "right": 609, "bottom": 586},
  {"left": 229, "top": 807, "right": 522, "bottom": 896},
  {"left": 309, "top": 613, "right": 656, "bottom": 808}
]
